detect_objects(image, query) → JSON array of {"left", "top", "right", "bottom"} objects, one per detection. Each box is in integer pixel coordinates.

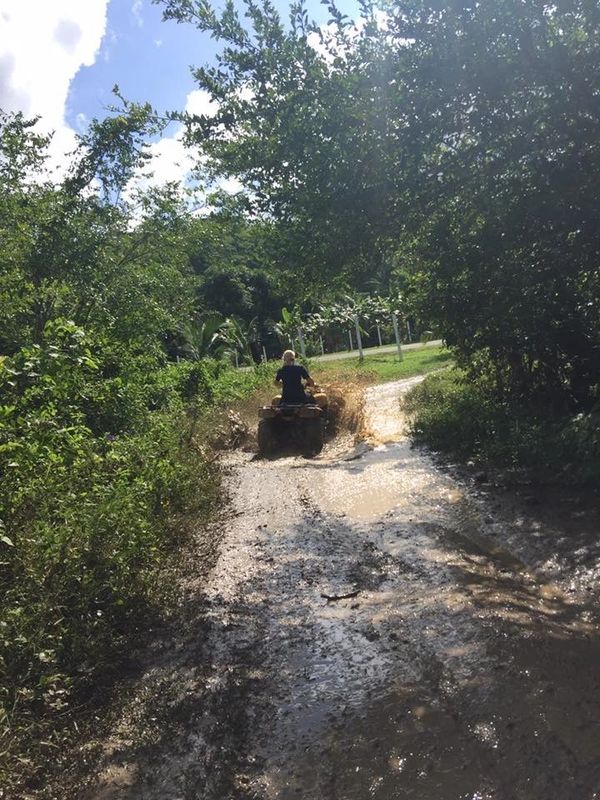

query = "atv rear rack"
[{"left": 259, "top": 403, "right": 323, "bottom": 420}]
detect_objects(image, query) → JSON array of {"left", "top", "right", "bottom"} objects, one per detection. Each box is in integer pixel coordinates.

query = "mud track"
[{"left": 83, "top": 377, "right": 600, "bottom": 800}]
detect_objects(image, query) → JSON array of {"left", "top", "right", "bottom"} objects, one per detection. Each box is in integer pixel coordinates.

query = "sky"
[{"left": 0, "top": 0, "right": 359, "bottom": 190}]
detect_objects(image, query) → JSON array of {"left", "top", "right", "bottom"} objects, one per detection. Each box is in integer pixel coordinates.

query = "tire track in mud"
[{"left": 82, "top": 378, "right": 600, "bottom": 800}]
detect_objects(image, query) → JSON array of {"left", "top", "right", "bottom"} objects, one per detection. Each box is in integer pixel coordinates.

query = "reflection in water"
[
  {"left": 257, "top": 378, "right": 600, "bottom": 799},
  {"left": 313, "top": 441, "right": 442, "bottom": 520}
]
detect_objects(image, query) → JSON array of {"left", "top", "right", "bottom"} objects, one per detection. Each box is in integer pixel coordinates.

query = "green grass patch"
[
  {"left": 404, "top": 367, "right": 600, "bottom": 484},
  {"left": 310, "top": 345, "right": 453, "bottom": 384}
]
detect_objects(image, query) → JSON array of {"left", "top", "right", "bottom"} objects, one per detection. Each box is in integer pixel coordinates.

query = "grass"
[
  {"left": 404, "top": 367, "right": 600, "bottom": 485},
  {"left": 309, "top": 345, "right": 453, "bottom": 384}
]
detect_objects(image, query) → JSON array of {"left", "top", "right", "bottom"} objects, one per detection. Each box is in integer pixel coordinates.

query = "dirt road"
[
  {"left": 84, "top": 377, "right": 600, "bottom": 800},
  {"left": 309, "top": 339, "right": 443, "bottom": 363}
]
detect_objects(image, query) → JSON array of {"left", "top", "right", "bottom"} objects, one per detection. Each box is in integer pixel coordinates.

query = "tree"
[
  {"left": 157, "top": 0, "right": 398, "bottom": 287},
  {"left": 158, "top": 0, "right": 600, "bottom": 411},
  {"left": 383, "top": 0, "right": 600, "bottom": 409}
]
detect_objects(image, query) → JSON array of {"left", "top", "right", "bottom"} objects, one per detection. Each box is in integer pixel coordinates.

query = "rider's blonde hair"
[{"left": 282, "top": 349, "right": 295, "bottom": 364}]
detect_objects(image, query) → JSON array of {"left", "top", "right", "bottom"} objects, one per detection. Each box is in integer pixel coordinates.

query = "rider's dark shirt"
[{"left": 276, "top": 364, "right": 310, "bottom": 403}]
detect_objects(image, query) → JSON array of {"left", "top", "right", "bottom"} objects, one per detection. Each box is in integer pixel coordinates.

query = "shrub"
[
  {"left": 405, "top": 368, "right": 600, "bottom": 484},
  {"left": 404, "top": 368, "right": 499, "bottom": 457},
  {"left": 0, "top": 335, "right": 271, "bottom": 785}
]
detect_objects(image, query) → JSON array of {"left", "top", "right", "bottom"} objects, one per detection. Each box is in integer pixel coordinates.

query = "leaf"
[{"left": 0, "top": 535, "right": 14, "bottom": 547}]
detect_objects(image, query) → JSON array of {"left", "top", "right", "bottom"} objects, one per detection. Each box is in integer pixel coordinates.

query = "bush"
[
  {"left": 0, "top": 333, "right": 271, "bottom": 785},
  {"left": 405, "top": 368, "right": 600, "bottom": 484},
  {"left": 0, "top": 409, "right": 214, "bottom": 700},
  {"left": 404, "top": 368, "right": 498, "bottom": 457}
]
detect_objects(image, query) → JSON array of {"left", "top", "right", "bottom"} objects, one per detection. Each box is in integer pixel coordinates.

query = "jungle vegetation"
[
  {"left": 2, "top": 0, "right": 600, "bottom": 785},
  {"left": 160, "top": 0, "right": 600, "bottom": 469}
]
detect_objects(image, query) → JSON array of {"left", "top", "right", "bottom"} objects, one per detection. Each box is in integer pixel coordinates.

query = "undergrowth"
[
  {"left": 0, "top": 336, "right": 269, "bottom": 795},
  {"left": 404, "top": 368, "right": 600, "bottom": 484}
]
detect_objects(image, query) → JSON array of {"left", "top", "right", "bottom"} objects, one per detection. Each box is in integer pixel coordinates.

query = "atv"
[{"left": 258, "top": 389, "right": 328, "bottom": 456}]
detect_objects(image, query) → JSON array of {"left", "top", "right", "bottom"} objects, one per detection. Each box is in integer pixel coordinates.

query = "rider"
[{"left": 275, "top": 349, "right": 315, "bottom": 404}]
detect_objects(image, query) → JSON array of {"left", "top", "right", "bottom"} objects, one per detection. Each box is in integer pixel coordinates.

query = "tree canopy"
[{"left": 157, "top": 0, "right": 600, "bottom": 410}]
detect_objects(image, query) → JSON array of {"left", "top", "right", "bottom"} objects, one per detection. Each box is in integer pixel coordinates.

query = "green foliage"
[
  {"left": 0, "top": 344, "right": 267, "bottom": 785},
  {"left": 181, "top": 210, "right": 291, "bottom": 358},
  {"left": 270, "top": 305, "right": 302, "bottom": 348},
  {"left": 218, "top": 315, "right": 260, "bottom": 364},
  {"left": 207, "top": 359, "right": 275, "bottom": 404},
  {"left": 177, "top": 315, "right": 229, "bottom": 361},
  {"left": 159, "top": 0, "right": 395, "bottom": 286},
  {"left": 0, "top": 109, "right": 279, "bottom": 787},
  {"left": 0, "top": 350, "right": 229, "bottom": 773},
  {"left": 0, "top": 405, "right": 214, "bottom": 701},
  {"left": 404, "top": 369, "right": 498, "bottom": 457},
  {"left": 405, "top": 368, "right": 600, "bottom": 484},
  {"left": 160, "top": 0, "right": 600, "bottom": 412},
  {"left": 0, "top": 119, "right": 197, "bottom": 359},
  {"left": 389, "top": 0, "right": 600, "bottom": 413}
]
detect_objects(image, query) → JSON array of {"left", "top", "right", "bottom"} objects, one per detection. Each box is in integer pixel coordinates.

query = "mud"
[{"left": 71, "top": 378, "right": 600, "bottom": 799}]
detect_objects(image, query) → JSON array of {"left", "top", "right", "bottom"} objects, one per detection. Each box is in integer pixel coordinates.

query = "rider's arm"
[
  {"left": 300, "top": 366, "right": 315, "bottom": 388},
  {"left": 300, "top": 367, "right": 315, "bottom": 386}
]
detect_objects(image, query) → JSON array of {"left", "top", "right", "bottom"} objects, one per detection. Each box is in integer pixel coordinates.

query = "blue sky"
[
  {"left": 68, "top": 0, "right": 360, "bottom": 125},
  {"left": 1, "top": 0, "right": 359, "bottom": 185},
  {"left": 66, "top": 1, "right": 219, "bottom": 131}
]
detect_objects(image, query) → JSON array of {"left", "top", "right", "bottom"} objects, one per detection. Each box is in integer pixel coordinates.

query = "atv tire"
[
  {"left": 303, "top": 418, "right": 323, "bottom": 456},
  {"left": 258, "top": 419, "right": 277, "bottom": 455}
]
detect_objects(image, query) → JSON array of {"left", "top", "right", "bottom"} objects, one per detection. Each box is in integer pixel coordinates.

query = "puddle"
[
  {"left": 312, "top": 377, "right": 440, "bottom": 521},
  {"left": 313, "top": 441, "right": 437, "bottom": 520},
  {"left": 362, "top": 375, "right": 424, "bottom": 444},
  {"left": 81, "top": 376, "right": 600, "bottom": 800}
]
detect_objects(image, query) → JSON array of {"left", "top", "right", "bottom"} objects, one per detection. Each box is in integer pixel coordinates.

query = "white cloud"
[
  {"left": 218, "top": 176, "right": 244, "bottom": 194},
  {"left": 307, "top": 24, "right": 338, "bottom": 64},
  {"left": 236, "top": 84, "right": 255, "bottom": 105},
  {"left": 131, "top": 0, "right": 143, "bottom": 28},
  {"left": 142, "top": 134, "right": 197, "bottom": 189},
  {"left": 127, "top": 90, "right": 217, "bottom": 195},
  {"left": 307, "top": 13, "right": 391, "bottom": 63},
  {"left": 186, "top": 88, "right": 219, "bottom": 118},
  {"left": 101, "top": 27, "right": 118, "bottom": 63},
  {"left": 374, "top": 9, "right": 391, "bottom": 31},
  {"left": 0, "top": 0, "right": 109, "bottom": 177},
  {"left": 125, "top": 88, "right": 245, "bottom": 213},
  {"left": 75, "top": 111, "right": 88, "bottom": 132}
]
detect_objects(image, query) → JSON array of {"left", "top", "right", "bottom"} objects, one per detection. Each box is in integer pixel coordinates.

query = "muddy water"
[{"left": 85, "top": 378, "right": 600, "bottom": 800}]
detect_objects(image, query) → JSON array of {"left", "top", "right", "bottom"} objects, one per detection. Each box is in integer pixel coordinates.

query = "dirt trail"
[{"left": 82, "top": 377, "right": 600, "bottom": 800}]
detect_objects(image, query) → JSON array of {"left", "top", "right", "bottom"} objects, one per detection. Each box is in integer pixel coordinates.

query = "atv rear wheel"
[
  {"left": 258, "top": 419, "right": 277, "bottom": 455},
  {"left": 303, "top": 418, "right": 323, "bottom": 456}
]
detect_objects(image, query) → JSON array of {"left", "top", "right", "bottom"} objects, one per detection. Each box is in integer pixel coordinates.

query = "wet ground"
[{"left": 80, "top": 377, "right": 600, "bottom": 800}]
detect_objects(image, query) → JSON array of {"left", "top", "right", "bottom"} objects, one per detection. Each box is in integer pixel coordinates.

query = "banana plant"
[
  {"left": 179, "top": 314, "right": 227, "bottom": 360},
  {"left": 217, "top": 315, "right": 259, "bottom": 365},
  {"left": 270, "top": 306, "right": 303, "bottom": 348}
]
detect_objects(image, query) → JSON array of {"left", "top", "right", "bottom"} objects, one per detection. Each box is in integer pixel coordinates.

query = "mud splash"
[
  {"left": 72, "top": 377, "right": 600, "bottom": 800},
  {"left": 312, "top": 375, "right": 445, "bottom": 521},
  {"left": 362, "top": 374, "right": 424, "bottom": 444}
]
